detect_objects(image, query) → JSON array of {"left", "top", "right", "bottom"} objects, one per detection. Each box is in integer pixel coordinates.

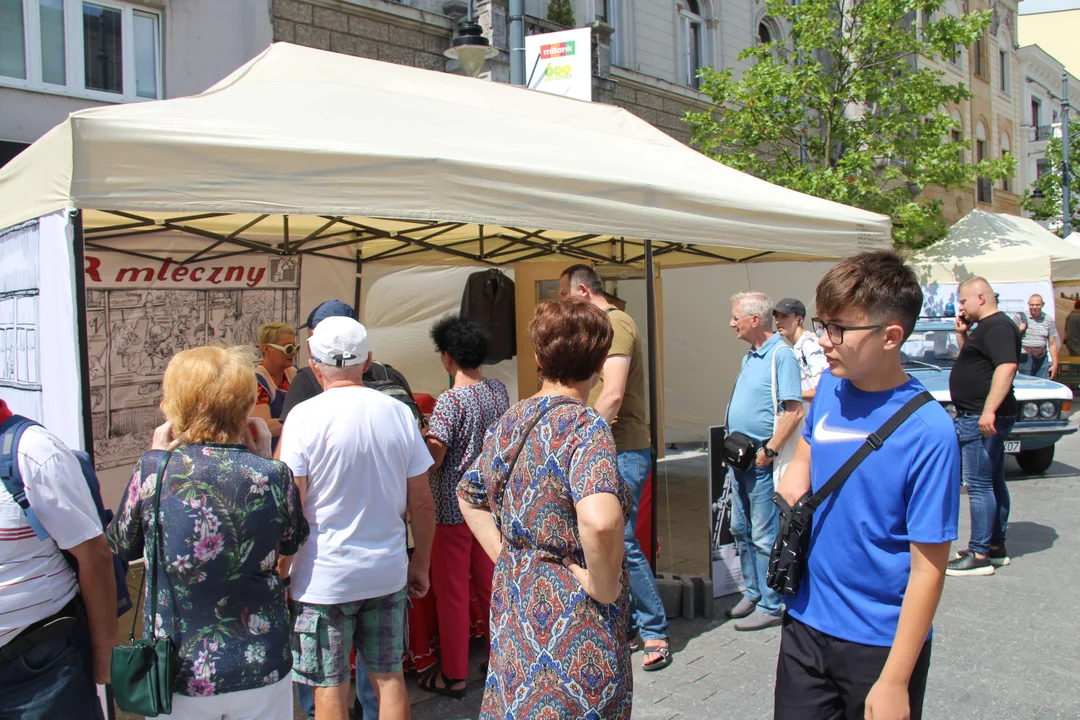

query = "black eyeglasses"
[{"left": 811, "top": 317, "right": 883, "bottom": 345}]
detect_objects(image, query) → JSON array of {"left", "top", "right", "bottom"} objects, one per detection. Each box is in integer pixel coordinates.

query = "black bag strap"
[
  {"left": 129, "top": 451, "right": 171, "bottom": 642},
  {"left": 804, "top": 391, "right": 934, "bottom": 512}
]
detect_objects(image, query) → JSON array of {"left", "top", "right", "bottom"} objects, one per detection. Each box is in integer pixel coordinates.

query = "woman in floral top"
[{"left": 107, "top": 346, "right": 309, "bottom": 719}]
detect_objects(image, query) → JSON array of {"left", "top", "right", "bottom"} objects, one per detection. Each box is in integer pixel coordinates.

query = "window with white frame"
[
  {"left": 0, "top": 293, "right": 39, "bottom": 389},
  {"left": 681, "top": 0, "right": 704, "bottom": 89},
  {"left": 0, "top": 0, "right": 161, "bottom": 102}
]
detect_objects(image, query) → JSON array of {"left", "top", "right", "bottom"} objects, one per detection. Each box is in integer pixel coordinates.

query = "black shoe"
[
  {"left": 989, "top": 546, "right": 1011, "bottom": 567},
  {"left": 946, "top": 551, "right": 995, "bottom": 576}
]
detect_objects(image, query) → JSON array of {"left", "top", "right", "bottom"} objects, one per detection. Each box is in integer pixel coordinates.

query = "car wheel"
[{"left": 1016, "top": 446, "right": 1055, "bottom": 475}]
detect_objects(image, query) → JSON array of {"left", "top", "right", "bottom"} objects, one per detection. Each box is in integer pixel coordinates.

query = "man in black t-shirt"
[{"left": 947, "top": 277, "right": 1020, "bottom": 577}]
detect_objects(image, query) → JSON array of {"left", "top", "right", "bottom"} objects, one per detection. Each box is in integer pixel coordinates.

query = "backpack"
[
  {"left": 367, "top": 362, "right": 427, "bottom": 431},
  {"left": 0, "top": 415, "right": 134, "bottom": 618}
]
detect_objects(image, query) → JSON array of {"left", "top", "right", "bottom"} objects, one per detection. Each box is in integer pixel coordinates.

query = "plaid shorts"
[{"left": 291, "top": 587, "right": 408, "bottom": 685}]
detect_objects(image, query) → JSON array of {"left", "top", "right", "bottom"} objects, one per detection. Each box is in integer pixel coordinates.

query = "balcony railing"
[
  {"left": 1034, "top": 124, "right": 1060, "bottom": 142},
  {"left": 977, "top": 177, "right": 993, "bottom": 204}
]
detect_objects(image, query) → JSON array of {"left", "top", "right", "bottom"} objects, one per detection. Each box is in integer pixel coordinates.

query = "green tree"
[
  {"left": 1021, "top": 122, "right": 1080, "bottom": 236},
  {"left": 686, "top": 0, "right": 1014, "bottom": 248},
  {"left": 547, "top": 0, "right": 575, "bottom": 27}
]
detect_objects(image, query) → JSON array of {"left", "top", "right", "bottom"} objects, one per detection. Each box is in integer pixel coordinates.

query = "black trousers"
[{"left": 774, "top": 615, "right": 932, "bottom": 720}]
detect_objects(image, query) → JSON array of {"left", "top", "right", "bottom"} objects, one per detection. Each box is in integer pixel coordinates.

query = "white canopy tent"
[
  {"left": 912, "top": 209, "right": 1080, "bottom": 285},
  {"left": 0, "top": 43, "right": 891, "bottom": 548}
]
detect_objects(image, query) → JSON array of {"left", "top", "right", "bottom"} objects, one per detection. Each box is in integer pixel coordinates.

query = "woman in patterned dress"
[
  {"left": 458, "top": 298, "right": 633, "bottom": 719},
  {"left": 420, "top": 315, "right": 510, "bottom": 697},
  {"left": 107, "top": 346, "right": 309, "bottom": 719}
]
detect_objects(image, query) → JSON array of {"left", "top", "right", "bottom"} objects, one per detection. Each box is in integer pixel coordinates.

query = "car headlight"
[
  {"left": 942, "top": 403, "right": 958, "bottom": 419},
  {"left": 1039, "top": 401, "right": 1058, "bottom": 418},
  {"left": 1021, "top": 402, "right": 1039, "bottom": 419}
]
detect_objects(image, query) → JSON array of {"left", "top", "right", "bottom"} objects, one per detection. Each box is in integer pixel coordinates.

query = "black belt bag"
[
  {"left": 767, "top": 391, "right": 934, "bottom": 595},
  {"left": 722, "top": 431, "right": 760, "bottom": 472}
]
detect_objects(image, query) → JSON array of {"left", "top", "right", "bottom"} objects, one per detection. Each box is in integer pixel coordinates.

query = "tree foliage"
[
  {"left": 686, "top": 0, "right": 1014, "bottom": 248},
  {"left": 546, "top": 0, "right": 575, "bottom": 28},
  {"left": 1020, "top": 121, "right": 1080, "bottom": 236}
]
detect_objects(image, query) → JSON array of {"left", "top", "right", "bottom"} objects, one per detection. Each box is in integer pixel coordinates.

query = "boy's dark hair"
[
  {"left": 560, "top": 264, "right": 604, "bottom": 295},
  {"left": 816, "top": 251, "right": 923, "bottom": 339},
  {"left": 430, "top": 315, "right": 489, "bottom": 370}
]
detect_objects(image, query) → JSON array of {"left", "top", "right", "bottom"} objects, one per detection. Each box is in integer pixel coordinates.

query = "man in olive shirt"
[{"left": 561, "top": 264, "right": 671, "bottom": 672}]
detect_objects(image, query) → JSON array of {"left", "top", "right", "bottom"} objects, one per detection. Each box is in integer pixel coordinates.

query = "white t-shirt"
[
  {"left": 793, "top": 331, "right": 829, "bottom": 394},
  {"left": 280, "top": 386, "right": 433, "bottom": 604},
  {"left": 0, "top": 426, "right": 102, "bottom": 648}
]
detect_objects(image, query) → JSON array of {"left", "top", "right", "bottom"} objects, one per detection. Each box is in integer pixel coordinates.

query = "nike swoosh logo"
[{"left": 814, "top": 414, "right": 870, "bottom": 444}]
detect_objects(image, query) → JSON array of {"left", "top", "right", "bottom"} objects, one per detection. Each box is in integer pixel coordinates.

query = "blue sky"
[{"left": 1020, "top": 0, "right": 1080, "bottom": 15}]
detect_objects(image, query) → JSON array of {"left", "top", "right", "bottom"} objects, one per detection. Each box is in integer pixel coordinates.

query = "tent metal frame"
[{"left": 72, "top": 208, "right": 778, "bottom": 571}]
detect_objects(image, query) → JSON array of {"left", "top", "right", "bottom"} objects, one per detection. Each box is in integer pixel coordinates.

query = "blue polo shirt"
[
  {"left": 727, "top": 333, "right": 802, "bottom": 441},
  {"left": 786, "top": 372, "right": 960, "bottom": 647}
]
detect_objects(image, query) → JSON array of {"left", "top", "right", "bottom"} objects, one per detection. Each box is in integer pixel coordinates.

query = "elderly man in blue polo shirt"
[{"left": 726, "top": 291, "right": 805, "bottom": 630}]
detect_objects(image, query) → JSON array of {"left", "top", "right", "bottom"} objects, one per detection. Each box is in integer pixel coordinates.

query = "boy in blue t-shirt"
[{"left": 773, "top": 252, "right": 960, "bottom": 720}]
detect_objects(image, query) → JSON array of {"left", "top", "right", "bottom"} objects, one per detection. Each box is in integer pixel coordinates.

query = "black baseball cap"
[
  {"left": 773, "top": 298, "right": 807, "bottom": 317},
  {"left": 300, "top": 300, "right": 357, "bottom": 330}
]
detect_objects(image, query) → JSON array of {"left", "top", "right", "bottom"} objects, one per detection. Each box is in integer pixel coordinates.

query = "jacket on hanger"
[{"left": 460, "top": 269, "right": 516, "bottom": 364}]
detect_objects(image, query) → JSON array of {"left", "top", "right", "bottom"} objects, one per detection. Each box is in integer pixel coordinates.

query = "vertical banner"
[
  {"left": 525, "top": 27, "right": 593, "bottom": 101},
  {"left": 708, "top": 425, "right": 744, "bottom": 598}
]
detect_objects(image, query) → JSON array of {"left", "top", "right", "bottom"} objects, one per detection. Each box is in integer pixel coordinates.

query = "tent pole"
[
  {"left": 354, "top": 250, "right": 363, "bottom": 316},
  {"left": 71, "top": 210, "right": 96, "bottom": 461},
  {"left": 644, "top": 239, "right": 659, "bottom": 572}
]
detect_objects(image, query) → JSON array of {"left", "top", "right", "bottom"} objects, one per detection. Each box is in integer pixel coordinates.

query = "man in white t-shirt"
[
  {"left": 774, "top": 298, "right": 829, "bottom": 404},
  {"left": 0, "top": 400, "right": 117, "bottom": 719},
  {"left": 279, "top": 316, "right": 435, "bottom": 720}
]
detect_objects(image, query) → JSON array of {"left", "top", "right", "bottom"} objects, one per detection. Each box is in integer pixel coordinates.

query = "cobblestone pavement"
[{"left": 411, "top": 432, "right": 1080, "bottom": 720}]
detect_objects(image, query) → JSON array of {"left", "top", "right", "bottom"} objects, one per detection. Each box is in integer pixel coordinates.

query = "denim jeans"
[
  {"left": 0, "top": 599, "right": 104, "bottom": 720},
  {"left": 295, "top": 660, "right": 379, "bottom": 719},
  {"left": 1019, "top": 353, "right": 1049, "bottom": 378},
  {"left": 619, "top": 448, "right": 670, "bottom": 641},
  {"left": 730, "top": 464, "right": 783, "bottom": 616},
  {"left": 956, "top": 414, "right": 1016, "bottom": 555}
]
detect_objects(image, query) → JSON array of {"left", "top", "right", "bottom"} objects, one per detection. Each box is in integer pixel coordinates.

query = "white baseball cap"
[{"left": 308, "top": 316, "right": 370, "bottom": 367}]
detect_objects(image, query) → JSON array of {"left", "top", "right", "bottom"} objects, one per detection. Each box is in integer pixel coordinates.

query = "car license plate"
[{"left": 1004, "top": 441, "right": 1021, "bottom": 453}]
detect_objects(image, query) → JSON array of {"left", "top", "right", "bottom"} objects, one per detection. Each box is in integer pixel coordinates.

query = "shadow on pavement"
[{"left": 1006, "top": 521, "right": 1058, "bottom": 558}]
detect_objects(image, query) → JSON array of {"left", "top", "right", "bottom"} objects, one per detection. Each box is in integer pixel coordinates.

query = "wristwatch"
[{"left": 763, "top": 445, "right": 779, "bottom": 459}]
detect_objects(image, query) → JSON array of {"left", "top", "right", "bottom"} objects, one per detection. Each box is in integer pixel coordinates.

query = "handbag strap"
[
  {"left": 804, "top": 391, "right": 934, "bottom": 513},
  {"left": 492, "top": 398, "right": 575, "bottom": 516},
  {"left": 129, "top": 451, "right": 172, "bottom": 642}
]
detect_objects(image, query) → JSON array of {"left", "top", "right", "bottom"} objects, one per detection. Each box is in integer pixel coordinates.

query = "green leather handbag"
[{"left": 111, "top": 451, "right": 177, "bottom": 717}]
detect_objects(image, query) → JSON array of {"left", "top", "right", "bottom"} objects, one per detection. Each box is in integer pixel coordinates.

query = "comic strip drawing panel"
[
  {"left": 0, "top": 220, "right": 42, "bottom": 420},
  {"left": 91, "top": 287, "right": 299, "bottom": 470}
]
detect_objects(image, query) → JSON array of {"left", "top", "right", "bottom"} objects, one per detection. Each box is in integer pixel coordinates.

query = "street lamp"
[{"left": 444, "top": 0, "right": 498, "bottom": 78}]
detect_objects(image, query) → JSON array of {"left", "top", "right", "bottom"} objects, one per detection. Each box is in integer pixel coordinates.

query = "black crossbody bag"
[{"left": 767, "top": 391, "right": 934, "bottom": 595}]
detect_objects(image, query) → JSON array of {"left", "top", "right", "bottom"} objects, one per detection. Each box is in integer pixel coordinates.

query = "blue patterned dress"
[{"left": 458, "top": 396, "right": 633, "bottom": 719}]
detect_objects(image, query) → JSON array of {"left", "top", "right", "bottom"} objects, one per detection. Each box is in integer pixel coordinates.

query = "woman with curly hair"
[
  {"left": 107, "top": 346, "right": 308, "bottom": 719},
  {"left": 420, "top": 315, "right": 510, "bottom": 697}
]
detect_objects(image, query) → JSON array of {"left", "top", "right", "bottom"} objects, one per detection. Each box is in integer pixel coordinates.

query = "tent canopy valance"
[{"left": 0, "top": 42, "right": 890, "bottom": 267}]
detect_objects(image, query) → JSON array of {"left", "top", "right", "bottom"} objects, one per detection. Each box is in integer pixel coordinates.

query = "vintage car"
[{"left": 903, "top": 319, "right": 1076, "bottom": 474}]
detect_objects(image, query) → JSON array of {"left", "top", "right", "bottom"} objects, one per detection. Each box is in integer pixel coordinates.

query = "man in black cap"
[
  {"left": 279, "top": 300, "right": 414, "bottom": 426},
  {"left": 773, "top": 298, "right": 828, "bottom": 404}
]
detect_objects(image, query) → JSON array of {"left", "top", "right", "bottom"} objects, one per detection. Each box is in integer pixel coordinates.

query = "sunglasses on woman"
[{"left": 265, "top": 342, "right": 297, "bottom": 355}]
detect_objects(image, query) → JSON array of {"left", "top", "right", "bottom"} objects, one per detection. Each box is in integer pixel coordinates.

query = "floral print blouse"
[{"left": 107, "top": 444, "right": 309, "bottom": 697}]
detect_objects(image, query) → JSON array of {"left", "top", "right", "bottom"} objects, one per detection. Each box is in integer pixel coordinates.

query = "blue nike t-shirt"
[{"left": 786, "top": 371, "right": 960, "bottom": 647}]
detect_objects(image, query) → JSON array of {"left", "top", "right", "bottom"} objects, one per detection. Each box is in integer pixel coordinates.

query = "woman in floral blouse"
[{"left": 107, "top": 346, "right": 309, "bottom": 720}]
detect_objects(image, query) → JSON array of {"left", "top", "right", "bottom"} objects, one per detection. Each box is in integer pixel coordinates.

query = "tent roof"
[
  {"left": 912, "top": 209, "right": 1080, "bottom": 284},
  {"left": 0, "top": 43, "right": 889, "bottom": 267}
]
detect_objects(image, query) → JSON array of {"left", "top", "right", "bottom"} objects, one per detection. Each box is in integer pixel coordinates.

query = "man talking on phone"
[{"left": 947, "top": 277, "right": 1020, "bottom": 577}]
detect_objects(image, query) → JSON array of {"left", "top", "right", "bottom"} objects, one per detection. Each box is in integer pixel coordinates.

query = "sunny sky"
[{"left": 1020, "top": 0, "right": 1080, "bottom": 15}]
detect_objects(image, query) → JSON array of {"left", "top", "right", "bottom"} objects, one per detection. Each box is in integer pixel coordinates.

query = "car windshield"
[{"left": 901, "top": 328, "right": 959, "bottom": 369}]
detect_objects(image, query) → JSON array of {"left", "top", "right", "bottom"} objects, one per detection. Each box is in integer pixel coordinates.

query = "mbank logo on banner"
[{"left": 540, "top": 41, "right": 576, "bottom": 59}]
